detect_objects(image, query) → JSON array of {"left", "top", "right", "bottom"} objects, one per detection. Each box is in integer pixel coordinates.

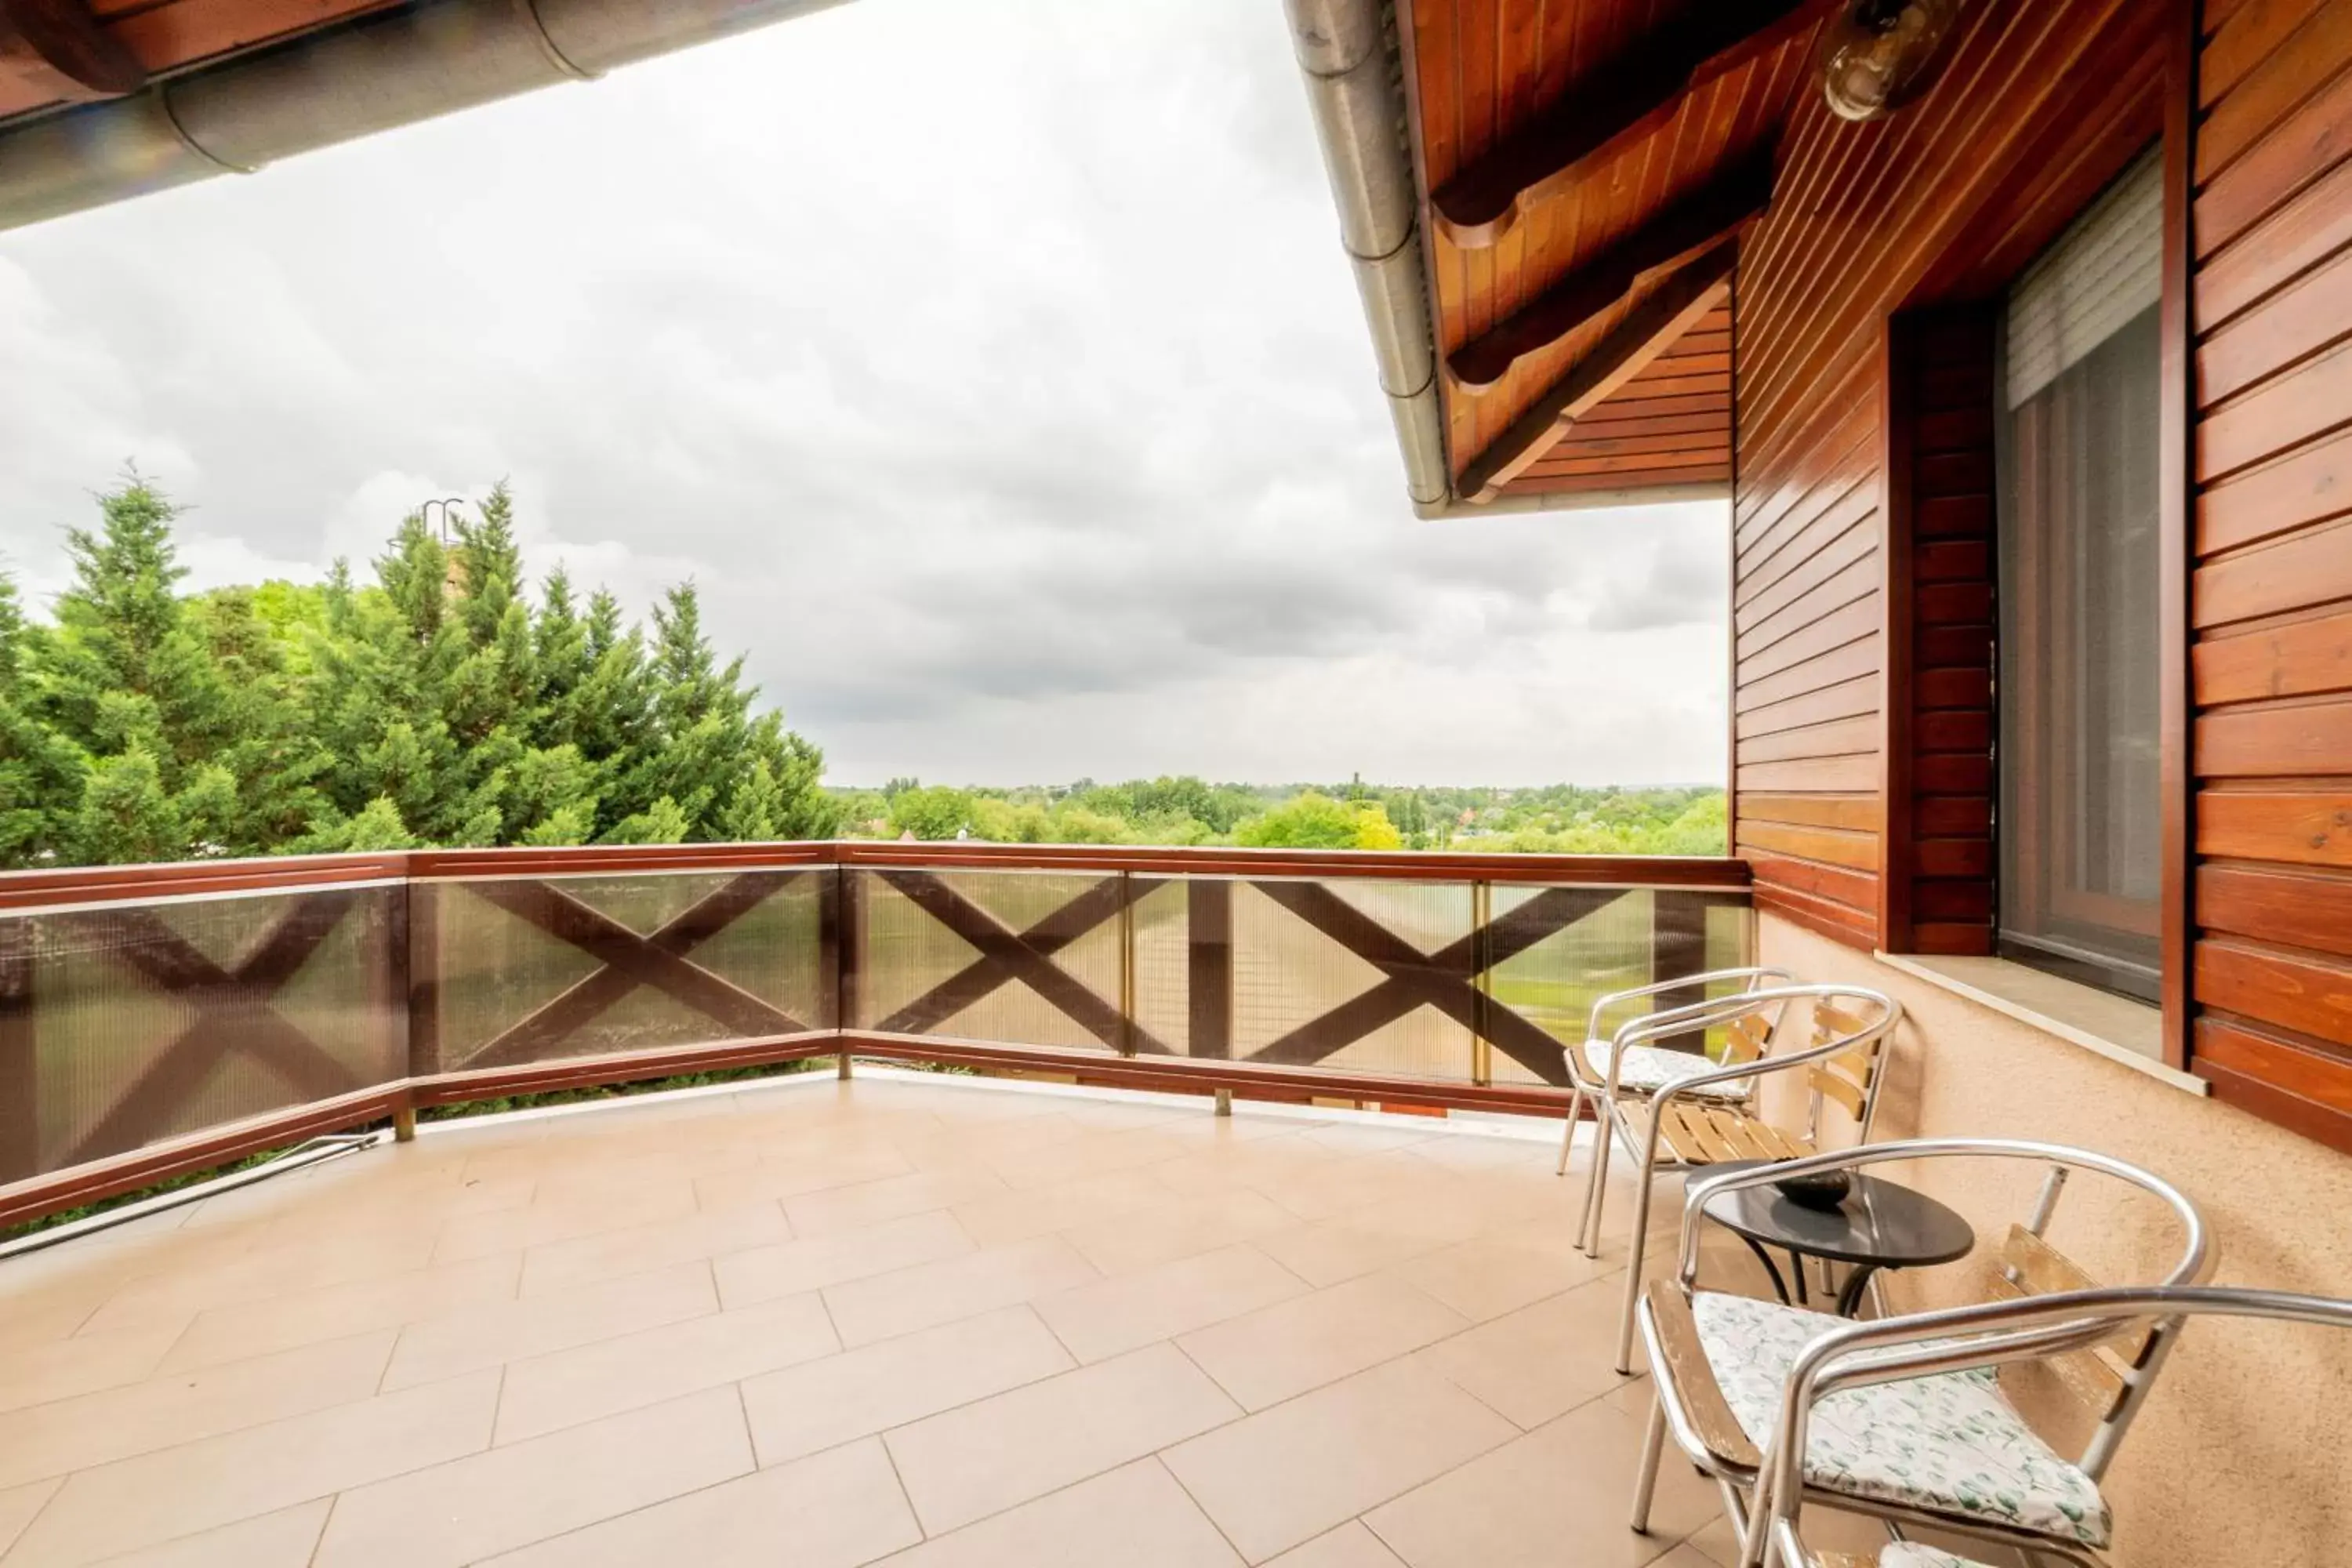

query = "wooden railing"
[{"left": 0, "top": 842, "right": 1751, "bottom": 1228}]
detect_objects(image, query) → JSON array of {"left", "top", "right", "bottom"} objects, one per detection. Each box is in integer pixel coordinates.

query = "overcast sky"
[{"left": 0, "top": 0, "right": 1729, "bottom": 788}]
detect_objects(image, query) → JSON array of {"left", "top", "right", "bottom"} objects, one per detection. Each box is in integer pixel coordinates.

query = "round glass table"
[{"left": 1698, "top": 1161, "right": 1975, "bottom": 1316}]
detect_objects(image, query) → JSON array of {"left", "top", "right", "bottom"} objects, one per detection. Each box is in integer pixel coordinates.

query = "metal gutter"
[
  {"left": 0, "top": 0, "right": 848, "bottom": 232},
  {"left": 1283, "top": 0, "right": 1734, "bottom": 519}
]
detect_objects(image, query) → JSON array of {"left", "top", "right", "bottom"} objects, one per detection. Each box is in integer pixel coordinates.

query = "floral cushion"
[
  {"left": 1581, "top": 1038, "right": 1751, "bottom": 1099},
  {"left": 1690, "top": 1290, "right": 2111, "bottom": 1548}
]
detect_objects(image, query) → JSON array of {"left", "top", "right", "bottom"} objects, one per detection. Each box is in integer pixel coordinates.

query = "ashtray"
[{"left": 1773, "top": 1169, "right": 1852, "bottom": 1211}]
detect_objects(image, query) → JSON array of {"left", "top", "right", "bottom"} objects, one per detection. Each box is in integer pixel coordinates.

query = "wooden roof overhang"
[
  {"left": 0, "top": 0, "right": 405, "bottom": 125},
  {"left": 1395, "top": 0, "right": 1831, "bottom": 512}
]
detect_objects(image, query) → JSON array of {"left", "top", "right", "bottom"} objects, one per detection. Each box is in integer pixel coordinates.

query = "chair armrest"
[{"left": 1584, "top": 966, "right": 1793, "bottom": 1041}]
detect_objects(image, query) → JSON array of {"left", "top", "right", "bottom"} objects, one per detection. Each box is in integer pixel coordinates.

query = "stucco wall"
[{"left": 1759, "top": 913, "right": 2352, "bottom": 1566}]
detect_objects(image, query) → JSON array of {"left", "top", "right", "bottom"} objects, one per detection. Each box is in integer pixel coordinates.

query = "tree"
[
  {"left": 1233, "top": 792, "right": 1400, "bottom": 851},
  {"left": 888, "top": 785, "right": 975, "bottom": 840},
  {"left": 2, "top": 476, "right": 840, "bottom": 865}
]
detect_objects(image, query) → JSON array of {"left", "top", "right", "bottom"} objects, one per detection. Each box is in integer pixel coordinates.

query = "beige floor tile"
[
  {"left": 1253, "top": 1154, "right": 1473, "bottom": 1226},
  {"left": 1176, "top": 1275, "right": 1468, "bottom": 1411},
  {"left": 494, "top": 1290, "right": 837, "bottom": 1443},
  {"left": 0, "top": 1323, "right": 180, "bottom": 1414},
  {"left": 1385, "top": 1233, "right": 1611, "bottom": 1323},
  {"left": 949, "top": 1168, "right": 1173, "bottom": 1247},
  {"left": 9, "top": 1370, "right": 499, "bottom": 1566},
  {"left": 873, "top": 1459, "right": 1242, "bottom": 1568},
  {"left": 1359, "top": 1396, "right": 1722, "bottom": 1568},
  {"left": 1034, "top": 1243, "right": 1310, "bottom": 1365},
  {"left": 891, "top": 1112, "right": 1088, "bottom": 1172},
  {"left": 1263, "top": 1521, "right": 1409, "bottom": 1567},
  {"left": 475, "top": 1436, "right": 920, "bottom": 1568},
  {"left": 1410, "top": 1274, "right": 1636, "bottom": 1429},
  {"left": 1061, "top": 1189, "right": 1298, "bottom": 1276},
  {"left": 1679, "top": 1504, "right": 1892, "bottom": 1568},
  {"left": 985, "top": 1127, "right": 1198, "bottom": 1191},
  {"left": 0, "top": 1477, "right": 61, "bottom": 1557},
  {"left": 158, "top": 1254, "right": 522, "bottom": 1373},
  {"left": 712, "top": 1210, "right": 973, "bottom": 1310},
  {"left": 380, "top": 1259, "right": 715, "bottom": 1390},
  {"left": 432, "top": 1180, "right": 701, "bottom": 1265},
  {"left": 691, "top": 1146, "right": 914, "bottom": 1212},
  {"left": 782, "top": 1166, "right": 1011, "bottom": 1238},
  {"left": 517, "top": 1200, "right": 791, "bottom": 1296},
  {"left": 0, "top": 1329, "right": 396, "bottom": 1490},
  {"left": 822, "top": 1236, "right": 1098, "bottom": 1348},
  {"left": 742, "top": 1304, "right": 1073, "bottom": 1466},
  {"left": 88, "top": 1500, "right": 331, "bottom": 1567},
  {"left": 884, "top": 1343, "right": 1240, "bottom": 1535},
  {"left": 312, "top": 1386, "right": 752, "bottom": 1568},
  {"left": 1162, "top": 1357, "right": 1516, "bottom": 1563},
  {"left": 75, "top": 1222, "right": 445, "bottom": 1338},
  {"left": 1251, "top": 1214, "right": 1465, "bottom": 1290}
]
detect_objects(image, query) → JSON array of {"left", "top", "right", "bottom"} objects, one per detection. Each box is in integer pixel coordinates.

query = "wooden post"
[
  {"left": 0, "top": 918, "right": 36, "bottom": 1182},
  {"left": 1188, "top": 879, "right": 1232, "bottom": 1058},
  {"left": 1652, "top": 891, "right": 1711, "bottom": 1054}
]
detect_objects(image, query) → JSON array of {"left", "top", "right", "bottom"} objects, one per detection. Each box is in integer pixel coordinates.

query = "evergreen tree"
[{"left": 7, "top": 476, "right": 840, "bottom": 865}]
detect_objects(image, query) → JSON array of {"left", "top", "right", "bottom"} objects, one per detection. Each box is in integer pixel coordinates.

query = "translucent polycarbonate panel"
[
  {"left": 1131, "top": 878, "right": 1191, "bottom": 1057},
  {"left": 0, "top": 884, "right": 406, "bottom": 1182},
  {"left": 425, "top": 869, "right": 829, "bottom": 1073},
  {"left": 851, "top": 868, "right": 1125, "bottom": 1055},
  {"left": 1483, "top": 888, "right": 1755, "bottom": 1087},
  {"left": 1229, "top": 878, "right": 1479, "bottom": 1085}
]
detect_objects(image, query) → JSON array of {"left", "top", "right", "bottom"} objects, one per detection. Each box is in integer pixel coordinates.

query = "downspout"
[
  {"left": 0, "top": 0, "right": 848, "bottom": 232},
  {"left": 1281, "top": 0, "right": 1448, "bottom": 512}
]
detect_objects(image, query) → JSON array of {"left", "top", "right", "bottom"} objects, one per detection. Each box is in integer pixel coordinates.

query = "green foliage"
[
  {"left": 829, "top": 776, "right": 1728, "bottom": 856},
  {"left": 0, "top": 476, "right": 836, "bottom": 866},
  {"left": 1233, "top": 791, "right": 1402, "bottom": 851}
]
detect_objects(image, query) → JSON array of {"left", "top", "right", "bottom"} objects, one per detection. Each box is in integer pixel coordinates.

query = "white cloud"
[{"left": 0, "top": 0, "right": 1731, "bottom": 786}]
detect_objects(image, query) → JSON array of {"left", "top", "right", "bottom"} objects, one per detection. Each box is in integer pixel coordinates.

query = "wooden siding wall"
[
  {"left": 1882, "top": 307, "right": 1999, "bottom": 955},
  {"left": 2187, "top": 0, "right": 2352, "bottom": 1147},
  {"left": 1731, "top": 0, "right": 2159, "bottom": 950}
]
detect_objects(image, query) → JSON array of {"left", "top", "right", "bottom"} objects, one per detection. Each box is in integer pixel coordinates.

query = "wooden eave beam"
[
  {"left": 1432, "top": 0, "right": 1827, "bottom": 251},
  {"left": 0, "top": 0, "right": 144, "bottom": 99},
  {"left": 1456, "top": 243, "right": 1737, "bottom": 502},
  {"left": 1448, "top": 147, "right": 1772, "bottom": 390}
]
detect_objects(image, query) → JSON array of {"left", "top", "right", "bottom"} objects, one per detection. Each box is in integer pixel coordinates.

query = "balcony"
[{"left": 0, "top": 843, "right": 1788, "bottom": 1566}]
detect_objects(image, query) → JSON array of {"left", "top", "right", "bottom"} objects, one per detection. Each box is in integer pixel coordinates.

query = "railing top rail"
[{"left": 0, "top": 840, "right": 1751, "bottom": 911}]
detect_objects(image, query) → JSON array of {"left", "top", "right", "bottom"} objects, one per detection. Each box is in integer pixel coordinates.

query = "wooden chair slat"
[
  {"left": 1643, "top": 1280, "right": 1761, "bottom": 1468},
  {"left": 1992, "top": 1224, "right": 2158, "bottom": 1363},
  {"left": 1813, "top": 1001, "right": 1872, "bottom": 1040},
  {"left": 1808, "top": 1064, "right": 1868, "bottom": 1120},
  {"left": 1982, "top": 1275, "right": 2132, "bottom": 1419}
]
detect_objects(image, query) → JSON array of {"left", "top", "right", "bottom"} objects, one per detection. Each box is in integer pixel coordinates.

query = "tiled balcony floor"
[{"left": 0, "top": 1069, "right": 1860, "bottom": 1567}]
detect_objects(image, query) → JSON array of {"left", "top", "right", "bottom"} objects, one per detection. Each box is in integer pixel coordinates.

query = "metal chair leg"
[
  {"left": 1628, "top": 1395, "right": 1668, "bottom": 1533},
  {"left": 1556, "top": 1083, "right": 1585, "bottom": 1177},
  {"left": 1577, "top": 1102, "right": 1615, "bottom": 1256},
  {"left": 1613, "top": 1137, "right": 1660, "bottom": 1374}
]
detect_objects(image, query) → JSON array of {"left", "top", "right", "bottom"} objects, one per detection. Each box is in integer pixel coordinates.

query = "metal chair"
[
  {"left": 1584, "top": 982, "right": 1903, "bottom": 1373},
  {"left": 1769, "top": 1284, "right": 2352, "bottom": 1568},
  {"left": 1632, "top": 1139, "right": 2216, "bottom": 1568},
  {"left": 1557, "top": 965, "right": 1795, "bottom": 1181}
]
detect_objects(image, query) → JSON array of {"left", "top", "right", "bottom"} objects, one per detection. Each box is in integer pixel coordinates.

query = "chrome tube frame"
[
  {"left": 1761, "top": 1286, "right": 2352, "bottom": 1568},
  {"left": 1599, "top": 984, "right": 1900, "bottom": 1371},
  {"left": 1651, "top": 1138, "right": 2212, "bottom": 1568}
]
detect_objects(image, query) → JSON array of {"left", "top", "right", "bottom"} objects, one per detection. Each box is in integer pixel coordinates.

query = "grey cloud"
[{"left": 0, "top": 0, "right": 1732, "bottom": 786}]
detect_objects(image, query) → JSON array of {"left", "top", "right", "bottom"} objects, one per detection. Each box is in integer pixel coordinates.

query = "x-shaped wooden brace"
[
  {"left": 463, "top": 872, "right": 811, "bottom": 1069},
  {"left": 874, "top": 869, "right": 1170, "bottom": 1054},
  {"left": 1246, "top": 883, "right": 1627, "bottom": 1084},
  {"left": 63, "top": 891, "right": 371, "bottom": 1164}
]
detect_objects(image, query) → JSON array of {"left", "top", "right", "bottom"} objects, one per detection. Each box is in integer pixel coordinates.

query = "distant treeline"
[
  {"left": 0, "top": 474, "right": 1724, "bottom": 869},
  {"left": 832, "top": 778, "right": 1727, "bottom": 855}
]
